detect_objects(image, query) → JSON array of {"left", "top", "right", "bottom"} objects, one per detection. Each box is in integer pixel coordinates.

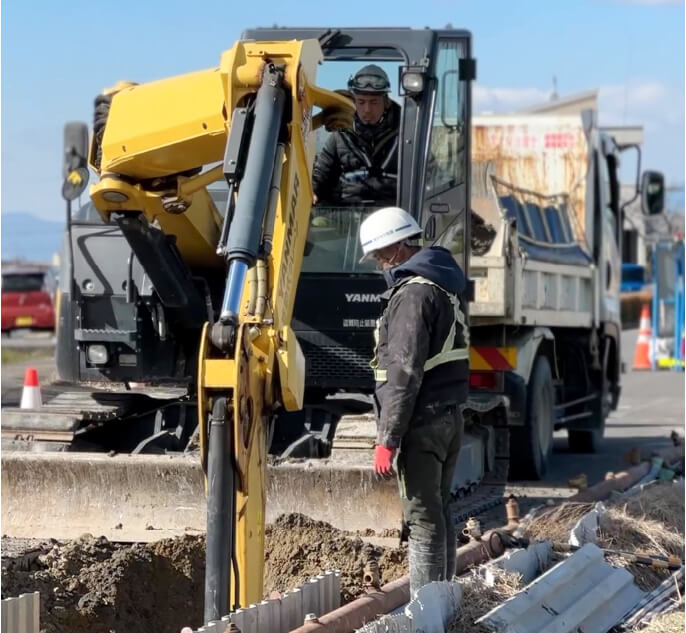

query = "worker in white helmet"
[{"left": 359, "top": 206, "right": 470, "bottom": 597}]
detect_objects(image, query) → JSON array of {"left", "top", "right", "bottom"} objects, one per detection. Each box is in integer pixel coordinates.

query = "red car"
[{"left": 1, "top": 265, "right": 57, "bottom": 334}]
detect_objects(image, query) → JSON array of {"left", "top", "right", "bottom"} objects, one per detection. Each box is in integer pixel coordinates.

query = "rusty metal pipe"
[
  {"left": 286, "top": 576, "right": 409, "bottom": 633},
  {"left": 362, "top": 561, "right": 380, "bottom": 590},
  {"left": 286, "top": 528, "right": 509, "bottom": 633},
  {"left": 505, "top": 496, "right": 520, "bottom": 527},
  {"left": 570, "top": 445, "right": 684, "bottom": 503}
]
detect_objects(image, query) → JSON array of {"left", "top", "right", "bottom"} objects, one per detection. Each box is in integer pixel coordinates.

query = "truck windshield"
[{"left": 302, "top": 205, "right": 380, "bottom": 274}]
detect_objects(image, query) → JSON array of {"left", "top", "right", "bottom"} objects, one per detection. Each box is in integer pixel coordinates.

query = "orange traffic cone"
[
  {"left": 632, "top": 305, "right": 653, "bottom": 370},
  {"left": 19, "top": 367, "right": 42, "bottom": 409}
]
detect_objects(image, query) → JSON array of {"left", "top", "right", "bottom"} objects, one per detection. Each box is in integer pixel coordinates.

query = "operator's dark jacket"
[
  {"left": 374, "top": 246, "right": 469, "bottom": 449},
  {"left": 312, "top": 101, "right": 400, "bottom": 206}
]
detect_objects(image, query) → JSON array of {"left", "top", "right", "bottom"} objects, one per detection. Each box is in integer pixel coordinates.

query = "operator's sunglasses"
[{"left": 349, "top": 75, "right": 389, "bottom": 91}]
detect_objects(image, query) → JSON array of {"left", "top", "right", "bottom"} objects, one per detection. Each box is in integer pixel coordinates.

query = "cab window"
[
  {"left": 305, "top": 58, "right": 403, "bottom": 274},
  {"left": 425, "top": 39, "right": 466, "bottom": 195}
]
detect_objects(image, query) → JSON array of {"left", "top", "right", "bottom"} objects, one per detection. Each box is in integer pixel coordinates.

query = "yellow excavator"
[{"left": 4, "top": 28, "right": 511, "bottom": 625}]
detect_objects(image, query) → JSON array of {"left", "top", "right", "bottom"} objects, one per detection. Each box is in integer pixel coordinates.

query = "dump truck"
[
  {"left": 470, "top": 112, "right": 630, "bottom": 478},
  {"left": 1, "top": 26, "right": 665, "bottom": 619}
]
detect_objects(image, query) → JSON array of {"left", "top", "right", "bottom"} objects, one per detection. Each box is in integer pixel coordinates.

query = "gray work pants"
[{"left": 397, "top": 405, "right": 464, "bottom": 597}]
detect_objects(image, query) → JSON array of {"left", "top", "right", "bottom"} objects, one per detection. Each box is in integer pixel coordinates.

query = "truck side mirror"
[
  {"left": 640, "top": 170, "right": 665, "bottom": 216},
  {"left": 62, "top": 122, "right": 90, "bottom": 201}
]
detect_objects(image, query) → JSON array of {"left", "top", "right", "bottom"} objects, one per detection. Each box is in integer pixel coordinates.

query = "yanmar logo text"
[{"left": 345, "top": 293, "right": 381, "bottom": 303}]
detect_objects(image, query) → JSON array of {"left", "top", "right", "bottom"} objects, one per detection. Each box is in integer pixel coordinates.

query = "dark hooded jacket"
[
  {"left": 374, "top": 246, "right": 469, "bottom": 448},
  {"left": 312, "top": 101, "right": 400, "bottom": 206}
]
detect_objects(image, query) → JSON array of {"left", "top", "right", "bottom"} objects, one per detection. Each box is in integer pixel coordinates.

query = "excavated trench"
[{"left": 1, "top": 514, "right": 408, "bottom": 633}]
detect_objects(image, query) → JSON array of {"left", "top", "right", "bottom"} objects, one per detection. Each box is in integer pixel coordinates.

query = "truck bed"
[{"left": 470, "top": 252, "right": 595, "bottom": 328}]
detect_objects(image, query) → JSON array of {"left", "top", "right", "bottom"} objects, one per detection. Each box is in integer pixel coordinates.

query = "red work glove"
[{"left": 374, "top": 445, "right": 396, "bottom": 478}]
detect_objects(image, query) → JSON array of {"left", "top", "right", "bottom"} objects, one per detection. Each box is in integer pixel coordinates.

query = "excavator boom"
[{"left": 85, "top": 39, "right": 354, "bottom": 620}]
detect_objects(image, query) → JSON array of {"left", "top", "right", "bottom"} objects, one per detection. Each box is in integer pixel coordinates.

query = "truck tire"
[{"left": 510, "top": 355, "right": 554, "bottom": 480}]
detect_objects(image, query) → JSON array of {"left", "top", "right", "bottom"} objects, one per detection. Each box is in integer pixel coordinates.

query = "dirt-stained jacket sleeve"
[
  {"left": 312, "top": 134, "right": 342, "bottom": 201},
  {"left": 377, "top": 285, "right": 434, "bottom": 448}
]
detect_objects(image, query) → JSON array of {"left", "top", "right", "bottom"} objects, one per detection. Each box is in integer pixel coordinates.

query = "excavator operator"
[
  {"left": 359, "top": 206, "right": 470, "bottom": 598},
  {"left": 312, "top": 65, "right": 399, "bottom": 207}
]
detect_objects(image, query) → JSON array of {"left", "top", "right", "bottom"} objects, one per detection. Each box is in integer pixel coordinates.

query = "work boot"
[{"left": 408, "top": 539, "right": 446, "bottom": 598}]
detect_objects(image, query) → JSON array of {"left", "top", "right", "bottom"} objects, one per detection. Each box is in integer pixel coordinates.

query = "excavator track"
[
  {"left": 2, "top": 391, "right": 143, "bottom": 444},
  {"left": 2, "top": 389, "right": 191, "bottom": 450}
]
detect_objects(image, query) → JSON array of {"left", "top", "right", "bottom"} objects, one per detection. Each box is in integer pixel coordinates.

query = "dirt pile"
[
  {"left": 1, "top": 514, "right": 407, "bottom": 632},
  {"left": 1, "top": 534, "right": 205, "bottom": 633},
  {"left": 265, "top": 513, "right": 407, "bottom": 603}
]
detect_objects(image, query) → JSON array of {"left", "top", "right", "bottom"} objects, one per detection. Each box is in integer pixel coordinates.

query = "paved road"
[
  {"left": 545, "top": 329, "right": 684, "bottom": 486},
  {"left": 1, "top": 330, "right": 56, "bottom": 349}
]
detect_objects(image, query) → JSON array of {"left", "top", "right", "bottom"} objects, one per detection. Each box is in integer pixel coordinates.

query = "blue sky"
[{"left": 2, "top": 0, "right": 684, "bottom": 220}]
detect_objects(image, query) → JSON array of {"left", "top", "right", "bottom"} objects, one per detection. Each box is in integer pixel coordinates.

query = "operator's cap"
[
  {"left": 347, "top": 65, "right": 391, "bottom": 95},
  {"left": 359, "top": 207, "right": 422, "bottom": 262}
]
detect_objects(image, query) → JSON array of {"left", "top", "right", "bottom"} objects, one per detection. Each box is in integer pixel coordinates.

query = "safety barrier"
[
  {"left": 193, "top": 571, "right": 341, "bottom": 633},
  {"left": 0, "top": 592, "right": 40, "bottom": 633}
]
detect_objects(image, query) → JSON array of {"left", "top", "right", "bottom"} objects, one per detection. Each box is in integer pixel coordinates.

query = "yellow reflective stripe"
[
  {"left": 406, "top": 276, "right": 469, "bottom": 373},
  {"left": 423, "top": 347, "right": 469, "bottom": 371},
  {"left": 375, "top": 348, "right": 468, "bottom": 382},
  {"left": 371, "top": 276, "right": 470, "bottom": 383},
  {"left": 454, "top": 296, "right": 470, "bottom": 347}
]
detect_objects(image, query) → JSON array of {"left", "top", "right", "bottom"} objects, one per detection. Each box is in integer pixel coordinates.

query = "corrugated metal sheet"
[
  {"left": 477, "top": 544, "right": 645, "bottom": 633},
  {"left": 1, "top": 592, "right": 40, "bottom": 633},
  {"left": 618, "top": 568, "right": 684, "bottom": 630},
  {"left": 193, "top": 570, "right": 341, "bottom": 633}
]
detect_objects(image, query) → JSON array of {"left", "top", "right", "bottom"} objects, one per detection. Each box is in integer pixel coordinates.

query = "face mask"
[{"left": 382, "top": 267, "right": 396, "bottom": 287}]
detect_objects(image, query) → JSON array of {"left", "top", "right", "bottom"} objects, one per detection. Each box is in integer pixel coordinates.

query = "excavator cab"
[
  {"left": 47, "top": 28, "right": 475, "bottom": 457},
  {"left": 240, "top": 28, "right": 476, "bottom": 456}
]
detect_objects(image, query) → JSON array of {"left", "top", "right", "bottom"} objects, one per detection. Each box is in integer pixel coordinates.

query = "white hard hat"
[{"left": 359, "top": 206, "right": 422, "bottom": 262}]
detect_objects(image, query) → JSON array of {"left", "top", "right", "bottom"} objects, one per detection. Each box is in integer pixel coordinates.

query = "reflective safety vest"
[{"left": 370, "top": 275, "right": 469, "bottom": 383}]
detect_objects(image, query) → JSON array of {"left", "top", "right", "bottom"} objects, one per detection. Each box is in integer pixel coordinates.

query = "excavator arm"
[{"left": 87, "top": 39, "right": 354, "bottom": 622}]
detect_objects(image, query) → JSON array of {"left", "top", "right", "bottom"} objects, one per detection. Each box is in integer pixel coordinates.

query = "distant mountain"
[{"left": 1, "top": 212, "right": 65, "bottom": 264}]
